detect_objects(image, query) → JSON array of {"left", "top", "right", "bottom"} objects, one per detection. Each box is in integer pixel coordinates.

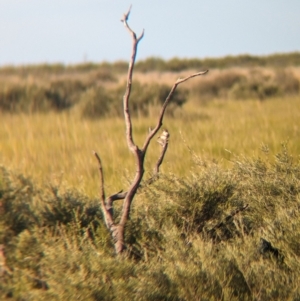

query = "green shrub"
[
  {"left": 0, "top": 79, "right": 89, "bottom": 113},
  {"left": 229, "top": 70, "right": 279, "bottom": 100},
  {"left": 80, "top": 86, "right": 116, "bottom": 118},
  {"left": 274, "top": 69, "right": 300, "bottom": 95},
  {"left": 45, "top": 79, "right": 88, "bottom": 110},
  {"left": 191, "top": 70, "right": 244, "bottom": 101},
  {"left": 0, "top": 83, "right": 25, "bottom": 112},
  {"left": 1, "top": 147, "right": 300, "bottom": 300},
  {"left": 229, "top": 69, "right": 300, "bottom": 100},
  {"left": 93, "top": 69, "right": 117, "bottom": 82},
  {"left": 0, "top": 83, "right": 49, "bottom": 113},
  {"left": 0, "top": 166, "right": 102, "bottom": 244}
]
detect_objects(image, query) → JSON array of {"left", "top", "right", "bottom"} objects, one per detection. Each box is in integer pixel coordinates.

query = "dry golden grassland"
[{"left": 1, "top": 93, "right": 299, "bottom": 197}]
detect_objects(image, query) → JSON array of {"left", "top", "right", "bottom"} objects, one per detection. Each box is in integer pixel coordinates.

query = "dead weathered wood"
[{"left": 94, "top": 6, "right": 208, "bottom": 254}]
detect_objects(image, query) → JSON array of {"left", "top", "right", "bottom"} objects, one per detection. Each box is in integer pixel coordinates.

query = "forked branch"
[{"left": 94, "top": 6, "right": 208, "bottom": 254}]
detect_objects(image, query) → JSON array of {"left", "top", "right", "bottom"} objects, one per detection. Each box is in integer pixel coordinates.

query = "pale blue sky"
[{"left": 1, "top": 0, "right": 300, "bottom": 65}]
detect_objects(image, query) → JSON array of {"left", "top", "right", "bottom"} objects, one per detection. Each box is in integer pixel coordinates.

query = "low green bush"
[
  {"left": 0, "top": 166, "right": 102, "bottom": 244},
  {"left": 0, "top": 83, "right": 47, "bottom": 113},
  {"left": 45, "top": 79, "right": 88, "bottom": 110},
  {"left": 229, "top": 72, "right": 280, "bottom": 100},
  {"left": 0, "top": 79, "right": 88, "bottom": 113},
  {"left": 1, "top": 146, "right": 299, "bottom": 300},
  {"left": 191, "top": 70, "right": 244, "bottom": 101},
  {"left": 80, "top": 86, "right": 115, "bottom": 118},
  {"left": 230, "top": 69, "right": 300, "bottom": 100}
]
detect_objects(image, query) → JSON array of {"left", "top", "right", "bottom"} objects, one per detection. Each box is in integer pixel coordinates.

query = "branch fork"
[{"left": 94, "top": 6, "right": 208, "bottom": 254}]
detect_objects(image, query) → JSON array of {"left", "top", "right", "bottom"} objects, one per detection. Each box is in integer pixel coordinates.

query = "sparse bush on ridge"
[
  {"left": 229, "top": 69, "right": 300, "bottom": 100},
  {"left": 191, "top": 70, "right": 245, "bottom": 101},
  {"left": 191, "top": 68, "right": 300, "bottom": 102}
]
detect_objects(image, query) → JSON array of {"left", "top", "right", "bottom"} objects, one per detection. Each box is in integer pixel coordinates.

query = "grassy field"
[
  {"left": 1, "top": 95, "right": 299, "bottom": 197},
  {"left": 1, "top": 61, "right": 300, "bottom": 300}
]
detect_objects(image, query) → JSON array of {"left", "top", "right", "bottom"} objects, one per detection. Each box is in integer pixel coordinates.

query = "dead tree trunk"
[{"left": 94, "top": 6, "right": 208, "bottom": 255}]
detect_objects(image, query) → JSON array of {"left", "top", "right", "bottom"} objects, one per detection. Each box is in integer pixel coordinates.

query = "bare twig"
[
  {"left": 120, "top": 4, "right": 132, "bottom": 22},
  {"left": 93, "top": 151, "right": 106, "bottom": 206},
  {"left": 176, "top": 71, "right": 209, "bottom": 84},
  {"left": 93, "top": 151, "right": 114, "bottom": 228}
]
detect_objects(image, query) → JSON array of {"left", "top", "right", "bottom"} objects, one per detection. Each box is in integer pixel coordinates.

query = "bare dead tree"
[{"left": 94, "top": 6, "right": 208, "bottom": 255}]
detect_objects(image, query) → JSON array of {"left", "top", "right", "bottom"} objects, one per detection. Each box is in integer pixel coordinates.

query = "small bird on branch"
[{"left": 157, "top": 129, "right": 170, "bottom": 146}]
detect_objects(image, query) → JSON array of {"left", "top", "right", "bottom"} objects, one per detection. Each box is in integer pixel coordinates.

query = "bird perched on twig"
[{"left": 157, "top": 129, "right": 170, "bottom": 146}]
